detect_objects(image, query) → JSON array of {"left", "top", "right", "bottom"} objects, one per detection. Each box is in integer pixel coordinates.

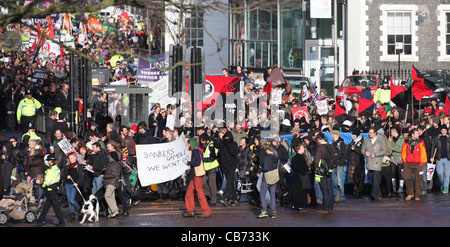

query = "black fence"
[{"left": 352, "top": 68, "right": 450, "bottom": 84}]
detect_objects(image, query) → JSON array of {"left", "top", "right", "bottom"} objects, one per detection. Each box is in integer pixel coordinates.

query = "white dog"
[{"left": 79, "top": 195, "right": 99, "bottom": 224}]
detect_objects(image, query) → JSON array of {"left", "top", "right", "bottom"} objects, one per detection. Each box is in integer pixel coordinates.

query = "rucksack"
[{"left": 324, "top": 143, "right": 340, "bottom": 169}]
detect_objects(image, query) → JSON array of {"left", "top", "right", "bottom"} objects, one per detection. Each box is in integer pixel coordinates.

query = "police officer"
[
  {"left": 17, "top": 89, "right": 41, "bottom": 134},
  {"left": 36, "top": 154, "right": 65, "bottom": 226},
  {"left": 22, "top": 121, "right": 41, "bottom": 141},
  {"left": 200, "top": 133, "right": 220, "bottom": 207},
  {"left": 373, "top": 77, "right": 391, "bottom": 112}
]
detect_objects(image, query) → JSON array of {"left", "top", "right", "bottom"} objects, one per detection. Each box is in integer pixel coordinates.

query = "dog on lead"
[{"left": 79, "top": 195, "right": 99, "bottom": 224}]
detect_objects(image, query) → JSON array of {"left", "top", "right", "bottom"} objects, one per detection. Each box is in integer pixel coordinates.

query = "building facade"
[{"left": 228, "top": 0, "right": 450, "bottom": 97}]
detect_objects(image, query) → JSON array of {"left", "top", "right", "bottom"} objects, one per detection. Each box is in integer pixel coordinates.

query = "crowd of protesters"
[{"left": 1, "top": 10, "right": 449, "bottom": 222}]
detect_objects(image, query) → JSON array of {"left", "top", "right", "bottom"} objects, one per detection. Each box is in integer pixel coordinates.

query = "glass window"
[
  {"left": 386, "top": 11, "right": 412, "bottom": 55},
  {"left": 185, "top": 10, "right": 204, "bottom": 48},
  {"left": 447, "top": 13, "right": 450, "bottom": 55},
  {"left": 280, "top": 1, "right": 303, "bottom": 69}
]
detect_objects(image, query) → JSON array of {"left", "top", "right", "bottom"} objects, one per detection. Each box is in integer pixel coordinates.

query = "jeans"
[
  {"left": 436, "top": 158, "right": 450, "bottom": 191},
  {"left": 314, "top": 180, "right": 323, "bottom": 202},
  {"left": 259, "top": 176, "right": 276, "bottom": 212},
  {"left": 319, "top": 175, "right": 333, "bottom": 211},
  {"left": 92, "top": 176, "right": 104, "bottom": 195},
  {"left": 65, "top": 183, "right": 80, "bottom": 213},
  {"left": 369, "top": 170, "right": 382, "bottom": 199},
  {"left": 332, "top": 166, "right": 345, "bottom": 200}
]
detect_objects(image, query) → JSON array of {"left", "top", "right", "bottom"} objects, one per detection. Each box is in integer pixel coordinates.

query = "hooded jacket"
[{"left": 219, "top": 131, "right": 238, "bottom": 169}]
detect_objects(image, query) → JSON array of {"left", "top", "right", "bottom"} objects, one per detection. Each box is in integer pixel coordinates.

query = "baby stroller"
[{"left": 0, "top": 180, "right": 38, "bottom": 224}]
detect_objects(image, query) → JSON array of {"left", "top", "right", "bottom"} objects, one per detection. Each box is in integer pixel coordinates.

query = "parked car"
[
  {"left": 335, "top": 74, "right": 379, "bottom": 101},
  {"left": 284, "top": 75, "right": 313, "bottom": 96},
  {"left": 404, "top": 69, "right": 450, "bottom": 107}
]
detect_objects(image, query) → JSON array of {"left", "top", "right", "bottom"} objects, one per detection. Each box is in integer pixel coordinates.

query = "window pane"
[
  {"left": 404, "top": 35, "right": 411, "bottom": 44},
  {"left": 404, "top": 45, "right": 412, "bottom": 55},
  {"left": 388, "top": 45, "right": 396, "bottom": 54},
  {"left": 396, "top": 35, "right": 403, "bottom": 43},
  {"left": 388, "top": 35, "right": 395, "bottom": 43},
  {"left": 447, "top": 45, "right": 450, "bottom": 55}
]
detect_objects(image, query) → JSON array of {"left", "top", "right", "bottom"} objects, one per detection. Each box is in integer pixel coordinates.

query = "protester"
[
  {"left": 183, "top": 138, "right": 211, "bottom": 218},
  {"left": 289, "top": 143, "right": 310, "bottom": 212},
  {"left": 258, "top": 144, "right": 279, "bottom": 218},
  {"left": 401, "top": 128, "right": 427, "bottom": 201},
  {"left": 361, "top": 127, "right": 388, "bottom": 201}
]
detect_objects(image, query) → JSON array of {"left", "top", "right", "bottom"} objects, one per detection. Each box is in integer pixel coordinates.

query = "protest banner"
[
  {"left": 317, "top": 99, "right": 328, "bottom": 115},
  {"left": 292, "top": 106, "right": 310, "bottom": 123},
  {"left": 136, "top": 134, "right": 190, "bottom": 186},
  {"left": 57, "top": 138, "right": 77, "bottom": 155}
]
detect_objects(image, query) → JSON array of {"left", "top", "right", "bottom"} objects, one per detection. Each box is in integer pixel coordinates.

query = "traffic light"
[
  {"left": 168, "top": 44, "right": 185, "bottom": 97},
  {"left": 188, "top": 46, "right": 204, "bottom": 101}
]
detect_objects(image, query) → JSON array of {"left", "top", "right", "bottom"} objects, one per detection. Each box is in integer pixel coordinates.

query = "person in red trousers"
[{"left": 182, "top": 139, "right": 211, "bottom": 218}]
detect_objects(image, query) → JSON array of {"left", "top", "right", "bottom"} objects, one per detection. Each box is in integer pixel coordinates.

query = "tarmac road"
[{"left": 2, "top": 191, "right": 449, "bottom": 228}]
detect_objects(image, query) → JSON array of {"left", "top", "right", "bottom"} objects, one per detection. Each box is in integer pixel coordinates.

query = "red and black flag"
[
  {"left": 334, "top": 100, "right": 347, "bottom": 124},
  {"left": 390, "top": 76, "right": 409, "bottom": 110},
  {"left": 358, "top": 96, "right": 374, "bottom": 117},
  {"left": 412, "top": 66, "right": 434, "bottom": 101}
]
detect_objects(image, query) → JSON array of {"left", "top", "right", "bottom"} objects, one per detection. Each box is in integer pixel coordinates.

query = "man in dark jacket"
[
  {"left": 88, "top": 142, "right": 108, "bottom": 195},
  {"left": 361, "top": 81, "right": 372, "bottom": 101},
  {"left": 54, "top": 83, "right": 71, "bottom": 112},
  {"left": 314, "top": 132, "right": 334, "bottom": 213},
  {"left": 219, "top": 131, "right": 239, "bottom": 207},
  {"left": 103, "top": 151, "right": 121, "bottom": 218},
  {"left": 331, "top": 130, "right": 347, "bottom": 202},
  {"left": 135, "top": 121, "right": 156, "bottom": 144}
]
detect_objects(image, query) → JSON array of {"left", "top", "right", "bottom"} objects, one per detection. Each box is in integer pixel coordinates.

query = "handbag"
[
  {"left": 194, "top": 159, "right": 206, "bottom": 177},
  {"left": 264, "top": 168, "right": 279, "bottom": 185}
]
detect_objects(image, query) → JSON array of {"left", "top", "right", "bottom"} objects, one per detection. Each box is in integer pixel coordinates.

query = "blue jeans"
[
  {"left": 259, "top": 176, "right": 277, "bottom": 212},
  {"left": 319, "top": 175, "right": 334, "bottom": 211},
  {"left": 92, "top": 176, "right": 104, "bottom": 195},
  {"left": 66, "top": 183, "right": 80, "bottom": 213},
  {"left": 332, "top": 166, "right": 345, "bottom": 200},
  {"left": 370, "top": 170, "right": 382, "bottom": 199},
  {"left": 436, "top": 158, "right": 450, "bottom": 191}
]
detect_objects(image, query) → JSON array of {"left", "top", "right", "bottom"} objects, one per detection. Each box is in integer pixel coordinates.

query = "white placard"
[{"left": 136, "top": 134, "right": 190, "bottom": 186}]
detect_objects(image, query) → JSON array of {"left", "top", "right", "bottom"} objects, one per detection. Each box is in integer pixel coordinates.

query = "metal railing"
[{"left": 352, "top": 68, "right": 450, "bottom": 85}]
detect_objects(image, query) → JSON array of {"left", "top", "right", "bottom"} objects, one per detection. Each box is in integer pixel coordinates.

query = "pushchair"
[{"left": 0, "top": 180, "right": 39, "bottom": 224}]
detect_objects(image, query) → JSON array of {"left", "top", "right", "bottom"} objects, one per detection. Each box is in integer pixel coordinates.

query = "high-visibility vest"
[
  {"left": 22, "top": 131, "right": 41, "bottom": 141},
  {"left": 203, "top": 141, "right": 219, "bottom": 171},
  {"left": 373, "top": 88, "right": 390, "bottom": 104},
  {"left": 17, "top": 98, "right": 41, "bottom": 121},
  {"left": 42, "top": 165, "right": 61, "bottom": 191}
]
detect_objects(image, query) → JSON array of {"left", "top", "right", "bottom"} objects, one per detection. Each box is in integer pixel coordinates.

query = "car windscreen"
[{"left": 342, "top": 76, "right": 377, "bottom": 87}]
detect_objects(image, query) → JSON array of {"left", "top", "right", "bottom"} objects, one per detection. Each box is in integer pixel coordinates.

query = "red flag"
[
  {"left": 445, "top": 95, "right": 450, "bottom": 115},
  {"left": 292, "top": 106, "right": 310, "bottom": 123},
  {"left": 45, "top": 15, "right": 55, "bottom": 39},
  {"left": 358, "top": 97, "right": 375, "bottom": 117},
  {"left": 263, "top": 81, "right": 272, "bottom": 94},
  {"left": 390, "top": 76, "right": 409, "bottom": 109},
  {"left": 412, "top": 66, "right": 434, "bottom": 101},
  {"left": 334, "top": 101, "right": 347, "bottom": 118},
  {"left": 121, "top": 11, "right": 131, "bottom": 25}
]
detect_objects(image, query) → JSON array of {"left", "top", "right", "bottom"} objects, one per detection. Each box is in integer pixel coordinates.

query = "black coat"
[
  {"left": 290, "top": 153, "right": 309, "bottom": 208},
  {"left": 136, "top": 130, "right": 156, "bottom": 144},
  {"left": 219, "top": 132, "right": 238, "bottom": 170}
]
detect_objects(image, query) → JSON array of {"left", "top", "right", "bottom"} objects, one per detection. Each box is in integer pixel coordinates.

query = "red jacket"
[{"left": 401, "top": 139, "right": 427, "bottom": 166}]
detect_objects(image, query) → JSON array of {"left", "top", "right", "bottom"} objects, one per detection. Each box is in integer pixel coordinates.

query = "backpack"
[{"left": 324, "top": 143, "right": 340, "bottom": 169}]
